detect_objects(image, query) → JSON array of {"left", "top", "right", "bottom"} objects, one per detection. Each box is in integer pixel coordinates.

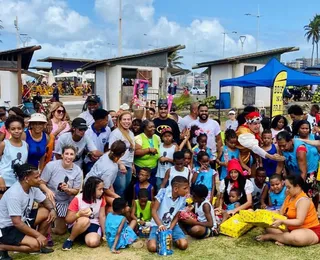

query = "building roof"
[
  {"left": 29, "top": 66, "right": 52, "bottom": 71},
  {"left": 82, "top": 44, "right": 185, "bottom": 70},
  {"left": 193, "top": 47, "right": 299, "bottom": 69},
  {"left": 37, "top": 57, "right": 96, "bottom": 63}
]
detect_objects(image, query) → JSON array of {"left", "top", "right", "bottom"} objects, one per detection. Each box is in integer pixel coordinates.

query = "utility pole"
[
  {"left": 222, "top": 31, "right": 237, "bottom": 57},
  {"left": 14, "top": 16, "right": 20, "bottom": 48},
  {"left": 118, "top": 0, "right": 122, "bottom": 57},
  {"left": 239, "top": 36, "right": 247, "bottom": 53},
  {"left": 245, "top": 5, "right": 261, "bottom": 52}
]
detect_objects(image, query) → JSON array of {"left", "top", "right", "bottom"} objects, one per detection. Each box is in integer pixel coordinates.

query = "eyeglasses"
[{"left": 56, "top": 110, "right": 65, "bottom": 114}]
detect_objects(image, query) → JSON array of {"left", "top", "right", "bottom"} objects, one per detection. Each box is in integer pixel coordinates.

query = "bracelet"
[{"left": 159, "top": 224, "right": 164, "bottom": 229}]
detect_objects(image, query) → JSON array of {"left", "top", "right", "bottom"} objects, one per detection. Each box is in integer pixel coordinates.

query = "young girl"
[
  {"left": 261, "top": 129, "right": 278, "bottom": 178},
  {"left": 133, "top": 168, "right": 154, "bottom": 201},
  {"left": 180, "top": 184, "right": 218, "bottom": 238},
  {"left": 63, "top": 177, "right": 106, "bottom": 250},
  {"left": 216, "top": 129, "right": 244, "bottom": 181},
  {"left": 183, "top": 149, "right": 193, "bottom": 171},
  {"left": 270, "top": 115, "right": 288, "bottom": 142},
  {"left": 156, "top": 127, "right": 178, "bottom": 190},
  {"left": 192, "top": 133, "right": 214, "bottom": 167},
  {"left": 106, "top": 198, "right": 141, "bottom": 254},
  {"left": 192, "top": 151, "right": 216, "bottom": 203},
  {"left": 0, "top": 115, "right": 28, "bottom": 195},
  {"left": 221, "top": 188, "right": 241, "bottom": 222},
  {"left": 261, "top": 174, "right": 286, "bottom": 211}
]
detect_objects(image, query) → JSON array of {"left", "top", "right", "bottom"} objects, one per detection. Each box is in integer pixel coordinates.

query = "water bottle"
[{"left": 223, "top": 147, "right": 229, "bottom": 162}]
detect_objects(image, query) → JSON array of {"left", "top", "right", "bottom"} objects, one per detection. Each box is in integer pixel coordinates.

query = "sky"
[{"left": 0, "top": 0, "right": 318, "bottom": 69}]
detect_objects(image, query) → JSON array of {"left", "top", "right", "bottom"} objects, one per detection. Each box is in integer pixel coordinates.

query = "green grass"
[{"left": 10, "top": 228, "right": 319, "bottom": 260}]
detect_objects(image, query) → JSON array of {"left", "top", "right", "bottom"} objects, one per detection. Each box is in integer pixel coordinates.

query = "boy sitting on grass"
[{"left": 147, "top": 176, "right": 189, "bottom": 253}]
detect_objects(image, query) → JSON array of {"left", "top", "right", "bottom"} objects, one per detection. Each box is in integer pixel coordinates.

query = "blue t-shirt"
[
  {"left": 269, "top": 186, "right": 287, "bottom": 209},
  {"left": 219, "top": 145, "right": 240, "bottom": 180},
  {"left": 282, "top": 139, "right": 305, "bottom": 176},
  {"left": 193, "top": 166, "right": 216, "bottom": 191},
  {"left": 262, "top": 144, "right": 278, "bottom": 177}
]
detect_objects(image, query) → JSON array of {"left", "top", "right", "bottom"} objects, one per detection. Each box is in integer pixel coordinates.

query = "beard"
[{"left": 200, "top": 114, "right": 208, "bottom": 121}]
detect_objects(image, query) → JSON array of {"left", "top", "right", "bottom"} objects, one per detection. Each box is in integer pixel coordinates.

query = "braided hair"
[
  {"left": 13, "top": 163, "right": 38, "bottom": 182},
  {"left": 83, "top": 177, "right": 103, "bottom": 203}
]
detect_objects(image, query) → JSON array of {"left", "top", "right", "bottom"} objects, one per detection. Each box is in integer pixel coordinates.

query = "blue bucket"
[{"left": 220, "top": 92, "right": 231, "bottom": 109}]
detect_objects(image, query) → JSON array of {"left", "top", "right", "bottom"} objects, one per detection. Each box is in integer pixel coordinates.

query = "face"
[
  {"left": 248, "top": 121, "right": 261, "bottom": 134},
  {"left": 277, "top": 118, "right": 285, "bottom": 130},
  {"left": 132, "top": 122, "right": 141, "bottom": 134},
  {"left": 175, "top": 183, "right": 189, "bottom": 197},
  {"left": 150, "top": 101, "right": 156, "bottom": 108},
  {"left": 298, "top": 124, "right": 310, "bottom": 138},
  {"left": 149, "top": 110, "right": 155, "bottom": 119},
  {"left": 8, "top": 121, "right": 24, "bottom": 139},
  {"left": 285, "top": 179, "right": 300, "bottom": 197},
  {"left": 192, "top": 194, "right": 202, "bottom": 204},
  {"left": 174, "top": 158, "right": 185, "bottom": 172},
  {"left": 289, "top": 114, "right": 302, "bottom": 121},
  {"left": 277, "top": 139, "right": 293, "bottom": 152},
  {"left": 226, "top": 137, "right": 237, "bottom": 149},
  {"left": 159, "top": 106, "right": 168, "bottom": 119},
  {"left": 229, "top": 191, "right": 240, "bottom": 203},
  {"left": 138, "top": 197, "right": 148, "bottom": 207},
  {"left": 255, "top": 171, "right": 266, "bottom": 185},
  {"left": 229, "top": 170, "right": 239, "bottom": 181},
  {"left": 74, "top": 127, "right": 86, "bottom": 137},
  {"left": 119, "top": 114, "right": 132, "bottom": 130},
  {"left": 26, "top": 170, "right": 41, "bottom": 187},
  {"left": 162, "top": 132, "right": 173, "bottom": 144},
  {"left": 228, "top": 113, "right": 236, "bottom": 120},
  {"left": 262, "top": 133, "right": 272, "bottom": 146},
  {"left": 0, "top": 108, "right": 6, "bottom": 121},
  {"left": 62, "top": 148, "right": 76, "bottom": 165},
  {"left": 98, "top": 116, "right": 109, "bottom": 129},
  {"left": 270, "top": 178, "right": 284, "bottom": 194},
  {"left": 198, "top": 106, "right": 209, "bottom": 121},
  {"left": 95, "top": 182, "right": 104, "bottom": 199},
  {"left": 30, "top": 122, "right": 45, "bottom": 134},
  {"left": 87, "top": 101, "right": 99, "bottom": 114},
  {"left": 145, "top": 121, "right": 155, "bottom": 136},
  {"left": 184, "top": 153, "right": 192, "bottom": 167},
  {"left": 138, "top": 170, "right": 150, "bottom": 183},
  {"left": 54, "top": 106, "right": 65, "bottom": 120},
  {"left": 109, "top": 111, "right": 118, "bottom": 126},
  {"left": 199, "top": 155, "right": 210, "bottom": 169},
  {"left": 191, "top": 104, "right": 199, "bottom": 115},
  {"left": 311, "top": 107, "right": 318, "bottom": 117},
  {"left": 198, "top": 136, "right": 207, "bottom": 148}
]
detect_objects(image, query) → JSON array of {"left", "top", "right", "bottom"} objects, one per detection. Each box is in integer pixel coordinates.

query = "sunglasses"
[
  {"left": 56, "top": 110, "right": 65, "bottom": 114},
  {"left": 77, "top": 128, "right": 87, "bottom": 132}
]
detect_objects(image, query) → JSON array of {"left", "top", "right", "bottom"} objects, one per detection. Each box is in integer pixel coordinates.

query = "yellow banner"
[{"left": 271, "top": 71, "right": 287, "bottom": 117}]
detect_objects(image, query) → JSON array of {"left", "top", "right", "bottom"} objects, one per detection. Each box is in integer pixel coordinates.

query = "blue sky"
[{"left": 0, "top": 0, "right": 318, "bottom": 68}]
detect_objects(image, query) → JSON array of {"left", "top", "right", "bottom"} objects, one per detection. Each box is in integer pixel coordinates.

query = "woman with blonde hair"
[{"left": 108, "top": 111, "right": 135, "bottom": 199}]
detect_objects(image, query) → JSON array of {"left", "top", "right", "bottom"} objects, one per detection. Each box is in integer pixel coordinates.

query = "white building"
[{"left": 193, "top": 47, "right": 298, "bottom": 109}]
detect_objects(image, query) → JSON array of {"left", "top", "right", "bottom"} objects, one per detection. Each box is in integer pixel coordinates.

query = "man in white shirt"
[
  {"left": 307, "top": 104, "right": 319, "bottom": 130},
  {"left": 179, "top": 102, "right": 198, "bottom": 132}
]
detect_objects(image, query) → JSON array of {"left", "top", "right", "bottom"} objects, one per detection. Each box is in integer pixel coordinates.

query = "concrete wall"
[
  {"left": 0, "top": 71, "right": 19, "bottom": 107},
  {"left": 95, "top": 66, "right": 108, "bottom": 109}
]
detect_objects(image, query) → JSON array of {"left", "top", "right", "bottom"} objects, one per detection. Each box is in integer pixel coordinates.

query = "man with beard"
[
  {"left": 153, "top": 99, "right": 180, "bottom": 143},
  {"left": 188, "top": 104, "right": 222, "bottom": 159},
  {"left": 78, "top": 95, "right": 114, "bottom": 129}
]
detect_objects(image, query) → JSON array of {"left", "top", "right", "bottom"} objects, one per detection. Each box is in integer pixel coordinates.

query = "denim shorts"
[{"left": 148, "top": 224, "right": 185, "bottom": 242}]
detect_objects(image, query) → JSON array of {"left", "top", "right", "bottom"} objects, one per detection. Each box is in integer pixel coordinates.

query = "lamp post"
[
  {"left": 118, "top": 0, "right": 122, "bottom": 57},
  {"left": 245, "top": 5, "right": 261, "bottom": 52},
  {"left": 222, "top": 31, "right": 237, "bottom": 57},
  {"left": 239, "top": 35, "right": 246, "bottom": 53}
]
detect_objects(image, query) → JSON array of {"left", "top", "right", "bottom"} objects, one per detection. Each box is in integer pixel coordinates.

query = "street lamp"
[
  {"left": 222, "top": 31, "right": 237, "bottom": 57},
  {"left": 245, "top": 5, "right": 261, "bottom": 52},
  {"left": 19, "top": 33, "right": 31, "bottom": 47},
  {"left": 239, "top": 35, "right": 246, "bottom": 53}
]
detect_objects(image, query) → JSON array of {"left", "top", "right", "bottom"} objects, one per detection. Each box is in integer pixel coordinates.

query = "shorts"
[
  {"left": 148, "top": 224, "right": 185, "bottom": 242},
  {"left": 68, "top": 223, "right": 101, "bottom": 241},
  {"left": 184, "top": 225, "right": 213, "bottom": 239},
  {"left": 0, "top": 209, "right": 38, "bottom": 246},
  {"left": 309, "top": 225, "right": 320, "bottom": 242}
]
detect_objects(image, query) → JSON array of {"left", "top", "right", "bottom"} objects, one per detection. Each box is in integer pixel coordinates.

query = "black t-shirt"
[{"left": 153, "top": 117, "right": 180, "bottom": 144}]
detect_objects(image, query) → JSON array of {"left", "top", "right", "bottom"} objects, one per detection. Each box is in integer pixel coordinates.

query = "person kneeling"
[
  {"left": 0, "top": 164, "right": 56, "bottom": 260},
  {"left": 147, "top": 176, "right": 189, "bottom": 253}
]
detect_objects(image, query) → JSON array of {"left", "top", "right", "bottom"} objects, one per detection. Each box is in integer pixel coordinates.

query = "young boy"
[
  {"left": 147, "top": 176, "right": 189, "bottom": 253},
  {"left": 261, "top": 129, "right": 278, "bottom": 178},
  {"left": 225, "top": 110, "right": 238, "bottom": 131},
  {"left": 161, "top": 151, "right": 190, "bottom": 188},
  {"left": 133, "top": 167, "right": 154, "bottom": 201},
  {"left": 250, "top": 167, "right": 267, "bottom": 210}
]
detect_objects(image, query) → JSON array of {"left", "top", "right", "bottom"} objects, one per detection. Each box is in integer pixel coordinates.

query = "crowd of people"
[{"left": 0, "top": 94, "right": 319, "bottom": 259}]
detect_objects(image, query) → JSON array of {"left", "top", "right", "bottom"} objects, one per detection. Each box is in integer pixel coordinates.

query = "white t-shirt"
[
  {"left": 78, "top": 110, "right": 114, "bottom": 129},
  {"left": 195, "top": 199, "right": 215, "bottom": 224},
  {"left": 219, "top": 179, "right": 254, "bottom": 198},
  {"left": 179, "top": 115, "right": 197, "bottom": 132},
  {"left": 84, "top": 152, "right": 119, "bottom": 189},
  {"left": 189, "top": 119, "right": 221, "bottom": 153},
  {"left": 55, "top": 132, "right": 97, "bottom": 167},
  {"left": 168, "top": 166, "right": 189, "bottom": 187},
  {"left": 250, "top": 178, "right": 266, "bottom": 207},
  {"left": 0, "top": 181, "right": 46, "bottom": 228},
  {"left": 108, "top": 128, "right": 135, "bottom": 167},
  {"left": 307, "top": 114, "right": 317, "bottom": 128}
]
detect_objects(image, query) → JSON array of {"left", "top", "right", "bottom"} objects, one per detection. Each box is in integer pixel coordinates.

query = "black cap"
[
  {"left": 158, "top": 99, "right": 168, "bottom": 108},
  {"left": 86, "top": 95, "right": 100, "bottom": 104},
  {"left": 72, "top": 118, "right": 88, "bottom": 130}
]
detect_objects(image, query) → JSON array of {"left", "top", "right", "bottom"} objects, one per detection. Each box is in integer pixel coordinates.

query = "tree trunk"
[
  {"left": 311, "top": 42, "right": 315, "bottom": 66},
  {"left": 317, "top": 42, "right": 319, "bottom": 65}
]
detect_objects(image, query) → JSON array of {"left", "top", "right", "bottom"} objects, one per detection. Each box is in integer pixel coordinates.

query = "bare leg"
[
  {"left": 0, "top": 235, "right": 40, "bottom": 253},
  {"left": 176, "top": 238, "right": 188, "bottom": 250},
  {"left": 84, "top": 233, "right": 101, "bottom": 248},
  {"left": 52, "top": 217, "right": 67, "bottom": 235},
  {"left": 34, "top": 207, "right": 50, "bottom": 235},
  {"left": 68, "top": 217, "right": 90, "bottom": 241},
  {"left": 129, "top": 219, "right": 137, "bottom": 230},
  {"left": 187, "top": 225, "right": 207, "bottom": 238},
  {"left": 147, "top": 239, "right": 157, "bottom": 253}
]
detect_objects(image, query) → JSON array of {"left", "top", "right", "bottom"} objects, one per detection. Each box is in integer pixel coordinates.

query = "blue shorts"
[{"left": 148, "top": 224, "right": 185, "bottom": 242}]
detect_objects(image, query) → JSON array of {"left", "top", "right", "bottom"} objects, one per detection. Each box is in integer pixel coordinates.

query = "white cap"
[
  {"left": 119, "top": 103, "right": 130, "bottom": 110},
  {"left": 228, "top": 110, "right": 236, "bottom": 115},
  {"left": 28, "top": 113, "right": 47, "bottom": 123}
]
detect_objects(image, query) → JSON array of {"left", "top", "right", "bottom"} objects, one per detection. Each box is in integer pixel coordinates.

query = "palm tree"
[
  {"left": 168, "top": 51, "right": 183, "bottom": 68},
  {"left": 304, "top": 15, "right": 320, "bottom": 66},
  {"left": 314, "top": 15, "right": 320, "bottom": 65},
  {"left": 0, "top": 20, "right": 3, "bottom": 43}
]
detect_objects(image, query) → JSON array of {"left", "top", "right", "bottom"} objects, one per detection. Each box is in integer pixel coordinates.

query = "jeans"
[{"left": 113, "top": 166, "right": 132, "bottom": 198}]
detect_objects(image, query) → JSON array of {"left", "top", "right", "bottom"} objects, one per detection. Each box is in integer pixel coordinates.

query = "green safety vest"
[
  {"left": 134, "top": 133, "right": 160, "bottom": 169},
  {"left": 135, "top": 200, "right": 152, "bottom": 221}
]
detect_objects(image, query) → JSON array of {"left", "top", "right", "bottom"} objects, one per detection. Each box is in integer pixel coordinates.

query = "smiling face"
[
  {"left": 62, "top": 148, "right": 76, "bottom": 165},
  {"left": 229, "top": 169, "right": 239, "bottom": 181},
  {"left": 198, "top": 106, "right": 209, "bottom": 122},
  {"left": 277, "top": 118, "right": 285, "bottom": 130},
  {"left": 270, "top": 178, "right": 284, "bottom": 194},
  {"left": 87, "top": 101, "right": 99, "bottom": 114},
  {"left": 198, "top": 135, "right": 207, "bottom": 149},
  {"left": 53, "top": 106, "right": 66, "bottom": 120},
  {"left": 159, "top": 106, "right": 168, "bottom": 119},
  {"left": 119, "top": 114, "right": 132, "bottom": 130},
  {"left": 30, "top": 122, "right": 46, "bottom": 134},
  {"left": 184, "top": 153, "right": 192, "bottom": 167},
  {"left": 8, "top": 121, "right": 24, "bottom": 139}
]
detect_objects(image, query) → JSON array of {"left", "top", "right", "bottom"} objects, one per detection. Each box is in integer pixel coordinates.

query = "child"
[
  {"left": 0, "top": 115, "right": 28, "bottom": 195},
  {"left": 133, "top": 167, "right": 154, "bottom": 201},
  {"left": 192, "top": 151, "right": 216, "bottom": 203},
  {"left": 131, "top": 189, "right": 152, "bottom": 235},
  {"left": 192, "top": 133, "right": 214, "bottom": 167},
  {"left": 183, "top": 149, "right": 193, "bottom": 171},
  {"left": 270, "top": 115, "right": 288, "bottom": 142},
  {"left": 161, "top": 151, "right": 190, "bottom": 188},
  {"left": 250, "top": 167, "right": 267, "bottom": 210},
  {"left": 216, "top": 129, "right": 244, "bottom": 181},
  {"left": 261, "top": 129, "right": 278, "bottom": 178},
  {"left": 106, "top": 198, "right": 141, "bottom": 254},
  {"left": 221, "top": 188, "right": 241, "bottom": 222},
  {"left": 225, "top": 110, "right": 238, "bottom": 131},
  {"left": 147, "top": 176, "right": 189, "bottom": 253},
  {"left": 180, "top": 184, "right": 218, "bottom": 238},
  {"left": 156, "top": 127, "right": 178, "bottom": 190},
  {"left": 261, "top": 174, "right": 286, "bottom": 210}
]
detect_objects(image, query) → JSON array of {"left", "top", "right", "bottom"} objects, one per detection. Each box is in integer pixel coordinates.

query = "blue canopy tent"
[{"left": 218, "top": 58, "right": 320, "bottom": 117}]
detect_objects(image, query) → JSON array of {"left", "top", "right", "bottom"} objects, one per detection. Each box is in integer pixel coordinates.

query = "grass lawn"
[{"left": 10, "top": 228, "right": 319, "bottom": 260}]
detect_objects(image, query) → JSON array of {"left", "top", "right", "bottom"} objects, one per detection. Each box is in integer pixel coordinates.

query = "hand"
[
  {"left": 60, "top": 183, "right": 69, "bottom": 192},
  {"left": 200, "top": 163, "right": 208, "bottom": 171},
  {"left": 36, "top": 234, "right": 47, "bottom": 248},
  {"left": 158, "top": 225, "right": 167, "bottom": 232},
  {"left": 270, "top": 154, "right": 286, "bottom": 162},
  {"left": 271, "top": 219, "right": 283, "bottom": 228},
  {"left": 185, "top": 129, "right": 191, "bottom": 139},
  {"left": 45, "top": 189, "right": 56, "bottom": 206},
  {"left": 58, "top": 121, "right": 67, "bottom": 131},
  {"left": 149, "top": 148, "right": 157, "bottom": 155},
  {"left": 119, "top": 164, "right": 127, "bottom": 174},
  {"left": 0, "top": 177, "right": 6, "bottom": 192},
  {"left": 47, "top": 209, "right": 57, "bottom": 223},
  {"left": 227, "top": 209, "right": 237, "bottom": 216},
  {"left": 132, "top": 165, "right": 136, "bottom": 176},
  {"left": 111, "top": 248, "right": 121, "bottom": 254},
  {"left": 140, "top": 220, "right": 146, "bottom": 226},
  {"left": 261, "top": 204, "right": 267, "bottom": 209},
  {"left": 159, "top": 157, "right": 168, "bottom": 163},
  {"left": 79, "top": 208, "right": 92, "bottom": 218}
]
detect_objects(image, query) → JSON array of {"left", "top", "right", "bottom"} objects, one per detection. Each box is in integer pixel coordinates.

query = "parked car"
[{"left": 190, "top": 86, "right": 205, "bottom": 95}]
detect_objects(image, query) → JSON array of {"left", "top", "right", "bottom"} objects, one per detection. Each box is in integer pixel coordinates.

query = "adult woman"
[
  {"left": 47, "top": 102, "right": 70, "bottom": 147},
  {"left": 40, "top": 145, "right": 82, "bottom": 235},
  {"left": 0, "top": 164, "right": 56, "bottom": 258},
  {"left": 270, "top": 115, "right": 288, "bottom": 141},
  {"left": 256, "top": 175, "right": 320, "bottom": 246},
  {"left": 22, "top": 113, "right": 49, "bottom": 170},
  {"left": 109, "top": 112, "right": 135, "bottom": 198},
  {"left": 63, "top": 177, "right": 106, "bottom": 250},
  {"left": 218, "top": 159, "right": 253, "bottom": 215},
  {"left": 134, "top": 120, "right": 160, "bottom": 188},
  {"left": 131, "top": 118, "right": 143, "bottom": 136}
]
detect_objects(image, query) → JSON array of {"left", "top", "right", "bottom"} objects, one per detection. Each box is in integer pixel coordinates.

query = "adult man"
[
  {"left": 179, "top": 102, "right": 198, "bottom": 132},
  {"left": 52, "top": 83, "right": 59, "bottom": 102},
  {"left": 189, "top": 104, "right": 222, "bottom": 157},
  {"left": 153, "top": 99, "right": 180, "bottom": 143},
  {"left": 78, "top": 95, "right": 114, "bottom": 129},
  {"left": 287, "top": 104, "right": 303, "bottom": 132}
]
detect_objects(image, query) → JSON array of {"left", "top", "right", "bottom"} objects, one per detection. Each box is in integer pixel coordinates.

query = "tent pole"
[
  {"left": 218, "top": 84, "right": 222, "bottom": 120},
  {"left": 269, "top": 85, "right": 273, "bottom": 119}
]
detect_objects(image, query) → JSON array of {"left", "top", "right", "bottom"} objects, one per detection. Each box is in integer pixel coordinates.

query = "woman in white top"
[{"left": 0, "top": 115, "right": 28, "bottom": 196}]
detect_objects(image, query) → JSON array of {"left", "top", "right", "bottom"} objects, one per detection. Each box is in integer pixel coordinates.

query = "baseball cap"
[
  {"left": 160, "top": 126, "right": 173, "bottom": 136},
  {"left": 158, "top": 99, "right": 168, "bottom": 108},
  {"left": 72, "top": 118, "right": 88, "bottom": 130},
  {"left": 86, "top": 95, "right": 100, "bottom": 104}
]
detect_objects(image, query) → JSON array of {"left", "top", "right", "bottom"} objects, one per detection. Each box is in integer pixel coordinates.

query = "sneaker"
[
  {"left": 40, "top": 247, "right": 54, "bottom": 254},
  {"left": 62, "top": 239, "right": 73, "bottom": 251},
  {"left": 0, "top": 251, "right": 12, "bottom": 260},
  {"left": 47, "top": 233, "right": 54, "bottom": 247}
]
